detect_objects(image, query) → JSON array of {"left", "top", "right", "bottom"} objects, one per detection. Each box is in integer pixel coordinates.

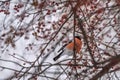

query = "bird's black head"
[{"left": 75, "top": 36, "right": 81, "bottom": 40}]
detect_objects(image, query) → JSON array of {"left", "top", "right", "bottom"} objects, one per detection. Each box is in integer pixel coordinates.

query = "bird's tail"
[{"left": 53, "top": 51, "right": 64, "bottom": 61}]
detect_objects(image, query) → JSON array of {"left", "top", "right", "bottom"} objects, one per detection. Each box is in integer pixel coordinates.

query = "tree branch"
[{"left": 90, "top": 54, "right": 120, "bottom": 80}]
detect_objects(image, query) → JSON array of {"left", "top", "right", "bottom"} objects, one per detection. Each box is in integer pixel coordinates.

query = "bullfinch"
[{"left": 53, "top": 36, "right": 82, "bottom": 61}]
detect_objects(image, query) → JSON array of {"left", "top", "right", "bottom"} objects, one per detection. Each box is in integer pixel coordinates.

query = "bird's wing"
[{"left": 57, "top": 40, "right": 72, "bottom": 52}]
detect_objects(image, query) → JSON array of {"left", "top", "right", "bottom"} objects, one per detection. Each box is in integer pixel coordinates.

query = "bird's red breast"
[{"left": 65, "top": 38, "right": 82, "bottom": 53}]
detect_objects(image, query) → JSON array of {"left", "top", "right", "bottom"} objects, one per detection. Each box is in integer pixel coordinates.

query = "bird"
[{"left": 53, "top": 36, "right": 82, "bottom": 61}]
